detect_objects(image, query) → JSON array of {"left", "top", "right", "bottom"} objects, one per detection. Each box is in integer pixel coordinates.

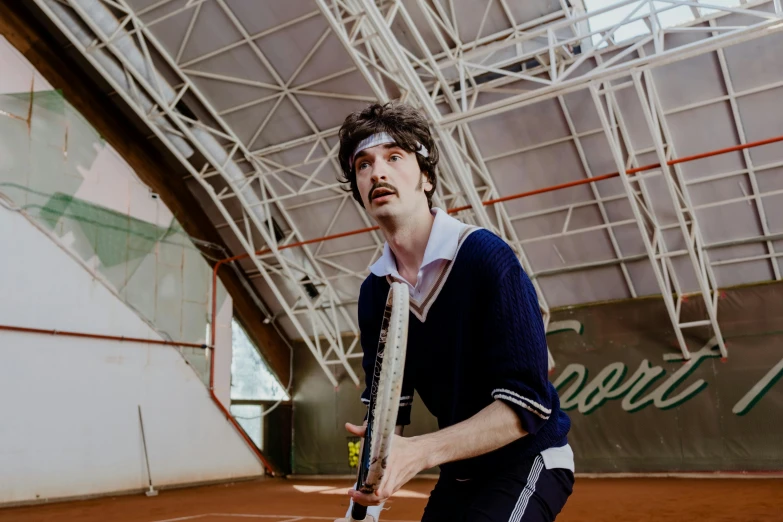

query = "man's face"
[{"left": 354, "top": 143, "right": 432, "bottom": 220}]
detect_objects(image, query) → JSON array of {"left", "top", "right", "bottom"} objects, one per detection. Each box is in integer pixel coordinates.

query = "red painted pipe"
[
  {"left": 0, "top": 324, "right": 276, "bottom": 475},
  {"left": 208, "top": 225, "right": 381, "bottom": 349},
  {"left": 208, "top": 262, "right": 277, "bottom": 475},
  {"left": 210, "top": 133, "right": 783, "bottom": 311},
  {"left": 0, "top": 324, "right": 206, "bottom": 348}
]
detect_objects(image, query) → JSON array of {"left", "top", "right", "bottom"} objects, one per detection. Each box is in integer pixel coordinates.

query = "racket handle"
[{"left": 351, "top": 503, "right": 368, "bottom": 520}]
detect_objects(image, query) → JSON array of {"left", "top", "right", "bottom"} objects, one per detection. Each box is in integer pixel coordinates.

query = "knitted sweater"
[{"left": 358, "top": 228, "right": 571, "bottom": 479}]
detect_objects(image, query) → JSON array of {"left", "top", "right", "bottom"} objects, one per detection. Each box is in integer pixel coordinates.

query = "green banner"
[{"left": 546, "top": 283, "right": 783, "bottom": 472}]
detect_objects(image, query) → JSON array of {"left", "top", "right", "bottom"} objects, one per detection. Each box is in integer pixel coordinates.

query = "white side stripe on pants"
[{"left": 508, "top": 455, "right": 545, "bottom": 522}]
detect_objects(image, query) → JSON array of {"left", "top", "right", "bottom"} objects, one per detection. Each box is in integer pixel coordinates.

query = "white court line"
[
  {"left": 150, "top": 514, "right": 418, "bottom": 522},
  {"left": 151, "top": 515, "right": 212, "bottom": 522}
]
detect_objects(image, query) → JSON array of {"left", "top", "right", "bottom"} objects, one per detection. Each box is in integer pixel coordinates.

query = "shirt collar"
[{"left": 369, "top": 208, "right": 465, "bottom": 277}]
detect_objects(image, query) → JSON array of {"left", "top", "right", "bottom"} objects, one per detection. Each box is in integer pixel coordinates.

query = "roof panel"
[
  {"left": 291, "top": 34, "right": 361, "bottom": 87},
  {"left": 386, "top": 1, "right": 446, "bottom": 59},
  {"left": 487, "top": 142, "right": 595, "bottom": 216},
  {"left": 126, "top": 0, "right": 176, "bottom": 13},
  {"left": 610, "top": 86, "right": 653, "bottom": 153},
  {"left": 469, "top": 97, "right": 572, "bottom": 158},
  {"left": 514, "top": 205, "right": 606, "bottom": 245},
  {"left": 177, "top": 1, "right": 245, "bottom": 64},
  {"left": 506, "top": 0, "right": 563, "bottom": 25},
  {"left": 544, "top": 228, "right": 620, "bottom": 266},
  {"left": 652, "top": 51, "right": 726, "bottom": 111},
  {"left": 255, "top": 15, "right": 331, "bottom": 84},
  {"left": 451, "top": 0, "right": 512, "bottom": 43},
  {"left": 604, "top": 218, "right": 646, "bottom": 257},
  {"left": 577, "top": 133, "right": 624, "bottom": 187},
  {"left": 636, "top": 172, "right": 679, "bottom": 228},
  {"left": 723, "top": 29, "right": 783, "bottom": 92},
  {"left": 667, "top": 255, "right": 700, "bottom": 293},
  {"left": 758, "top": 191, "right": 783, "bottom": 233},
  {"left": 293, "top": 93, "right": 369, "bottom": 132},
  {"left": 249, "top": 96, "right": 315, "bottom": 150},
  {"left": 136, "top": 1, "right": 194, "bottom": 57},
  {"left": 223, "top": 0, "right": 318, "bottom": 35},
  {"left": 221, "top": 98, "right": 279, "bottom": 146},
  {"left": 666, "top": 102, "right": 745, "bottom": 180},
  {"left": 187, "top": 42, "right": 280, "bottom": 84},
  {"left": 189, "top": 78, "right": 276, "bottom": 115},
  {"left": 537, "top": 266, "right": 631, "bottom": 308},
  {"left": 714, "top": 257, "right": 773, "bottom": 287},
  {"left": 624, "top": 258, "right": 660, "bottom": 297},
  {"left": 695, "top": 198, "right": 766, "bottom": 244},
  {"left": 562, "top": 89, "right": 603, "bottom": 134},
  {"left": 737, "top": 88, "right": 783, "bottom": 165}
]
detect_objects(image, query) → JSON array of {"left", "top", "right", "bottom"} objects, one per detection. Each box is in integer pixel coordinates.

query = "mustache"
[{"left": 368, "top": 182, "right": 398, "bottom": 201}]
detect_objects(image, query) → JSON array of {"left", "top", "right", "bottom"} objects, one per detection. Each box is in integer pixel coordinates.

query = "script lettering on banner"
[{"left": 545, "top": 321, "right": 783, "bottom": 416}]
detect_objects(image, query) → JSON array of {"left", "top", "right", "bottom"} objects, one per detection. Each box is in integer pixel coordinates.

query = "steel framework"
[
  {"left": 34, "top": 0, "right": 363, "bottom": 386},
  {"left": 32, "top": 0, "right": 783, "bottom": 382}
]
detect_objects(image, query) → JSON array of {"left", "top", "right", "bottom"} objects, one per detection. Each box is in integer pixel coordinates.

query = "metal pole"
[{"left": 138, "top": 405, "right": 158, "bottom": 497}]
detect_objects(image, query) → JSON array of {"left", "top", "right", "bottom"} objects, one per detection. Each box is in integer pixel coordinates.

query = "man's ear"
[{"left": 421, "top": 171, "right": 434, "bottom": 192}]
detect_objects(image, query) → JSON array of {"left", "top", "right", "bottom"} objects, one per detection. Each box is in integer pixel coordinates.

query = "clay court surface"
[{"left": 1, "top": 477, "right": 782, "bottom": 522}]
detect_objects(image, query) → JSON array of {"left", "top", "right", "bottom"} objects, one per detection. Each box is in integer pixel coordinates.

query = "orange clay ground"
[{"left": 1, "top": 476, "right": 782, "bottom": 522}]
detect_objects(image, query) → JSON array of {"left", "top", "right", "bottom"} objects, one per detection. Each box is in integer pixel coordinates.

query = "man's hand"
[{"left": 344, "top": 422, "right": 427, "bottom": 508}]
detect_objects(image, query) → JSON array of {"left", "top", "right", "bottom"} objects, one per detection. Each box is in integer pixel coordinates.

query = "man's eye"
[
  {"left": 390, "top": 155, "right": 401, "bottom": 161},
  {"left": 358, "top": 162, "right": 369, "bottom": 170}
]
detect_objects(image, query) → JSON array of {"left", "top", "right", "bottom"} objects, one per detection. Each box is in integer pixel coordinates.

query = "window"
[
  {"left": 230, "top": 319, "right": 289, "bottom": 401},
  {"left": 582, "top": 0, "right": 741, "bottom": 49},
  {"left": 229, "top": 319, "right": 289, "bottom": 450}
]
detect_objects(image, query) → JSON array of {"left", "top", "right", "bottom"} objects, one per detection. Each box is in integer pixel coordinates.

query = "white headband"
[{"left": 349, "top": 132, "right": 429, "bottom": 169}]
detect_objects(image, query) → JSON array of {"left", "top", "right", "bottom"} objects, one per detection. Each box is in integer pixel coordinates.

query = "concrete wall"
[
  {"left": 0, "top": 208, "right": 264, "bottom": 504},
  {"left": 0, "top": 35, "right": 263, "bottom": 504},
  {"left": 0, "top": 35, "right": 226, "bottom": 386}
]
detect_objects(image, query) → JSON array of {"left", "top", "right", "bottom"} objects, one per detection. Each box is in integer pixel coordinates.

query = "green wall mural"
[{"left": 0, "top": 88, "right": 228, "bottom": 385}]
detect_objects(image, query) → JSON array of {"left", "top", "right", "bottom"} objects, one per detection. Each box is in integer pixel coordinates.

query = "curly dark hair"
[{"left": 337, "top": 102, "right": 439, "bottom": 209}]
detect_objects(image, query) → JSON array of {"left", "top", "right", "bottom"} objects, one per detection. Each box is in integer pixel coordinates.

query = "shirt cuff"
[{"left": 491, "top": 388, "right": 551, "bottom": 435}]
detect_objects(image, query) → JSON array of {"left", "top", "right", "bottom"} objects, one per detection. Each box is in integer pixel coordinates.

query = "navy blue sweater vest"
[{"left": 359, "top": 229, "right": 570, "bottom": 479}]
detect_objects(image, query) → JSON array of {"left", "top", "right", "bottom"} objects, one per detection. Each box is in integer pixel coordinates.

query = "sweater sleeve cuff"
[
  {"left": 397, "top": 394, "right": 413, "bottom": 426},
  {"left": 492, "top": 388, "right": 550, "bottom": 435}
]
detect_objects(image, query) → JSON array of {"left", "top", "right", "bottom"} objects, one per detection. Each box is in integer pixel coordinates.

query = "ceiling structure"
[{"left": 27, "top": 0, "right": 783, "bottom": 385}]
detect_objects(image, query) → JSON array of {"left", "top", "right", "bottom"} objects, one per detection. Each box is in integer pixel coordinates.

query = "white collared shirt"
[{"left": 369, "top": 207, "right": 467, "bottom": 302}]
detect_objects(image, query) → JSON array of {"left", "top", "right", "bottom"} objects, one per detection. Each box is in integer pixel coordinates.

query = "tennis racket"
[{"left": 350, "top": 282, "right": 410, "bottom": 522}]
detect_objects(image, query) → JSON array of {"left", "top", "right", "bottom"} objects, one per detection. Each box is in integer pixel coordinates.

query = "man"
[{"left": 334, "top": 102, "right": 574, "bottom": 522}]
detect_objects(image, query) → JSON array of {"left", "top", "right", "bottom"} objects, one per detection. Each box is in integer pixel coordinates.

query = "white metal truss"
[
  {"left": 316, "top": 0, "right": 782, "bottom": 365},
  {"left": 704, "top": 17, "right": 781, "bottom": 281},
  {"left": 31, "top": 0, "right": 783, "bottom": 382},
  {"left": 436, "top": 0, "right": 783, "bottom": 126},
  {"left": 34, "top": 0, "right": 363, "bottom": 386},
  {"left": 316, "top": 0, "right": 562, "bottom": 368},
  {"left": 639, "top": 68, "right": 727, "bottom": 358},
  {"left": 589, "top": 71, "right": 726, "bottom": 361}
]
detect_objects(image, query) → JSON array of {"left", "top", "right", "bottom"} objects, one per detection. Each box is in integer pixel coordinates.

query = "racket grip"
[{"left": 351, "top": 503, "right": 368, "bottom": 520}]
